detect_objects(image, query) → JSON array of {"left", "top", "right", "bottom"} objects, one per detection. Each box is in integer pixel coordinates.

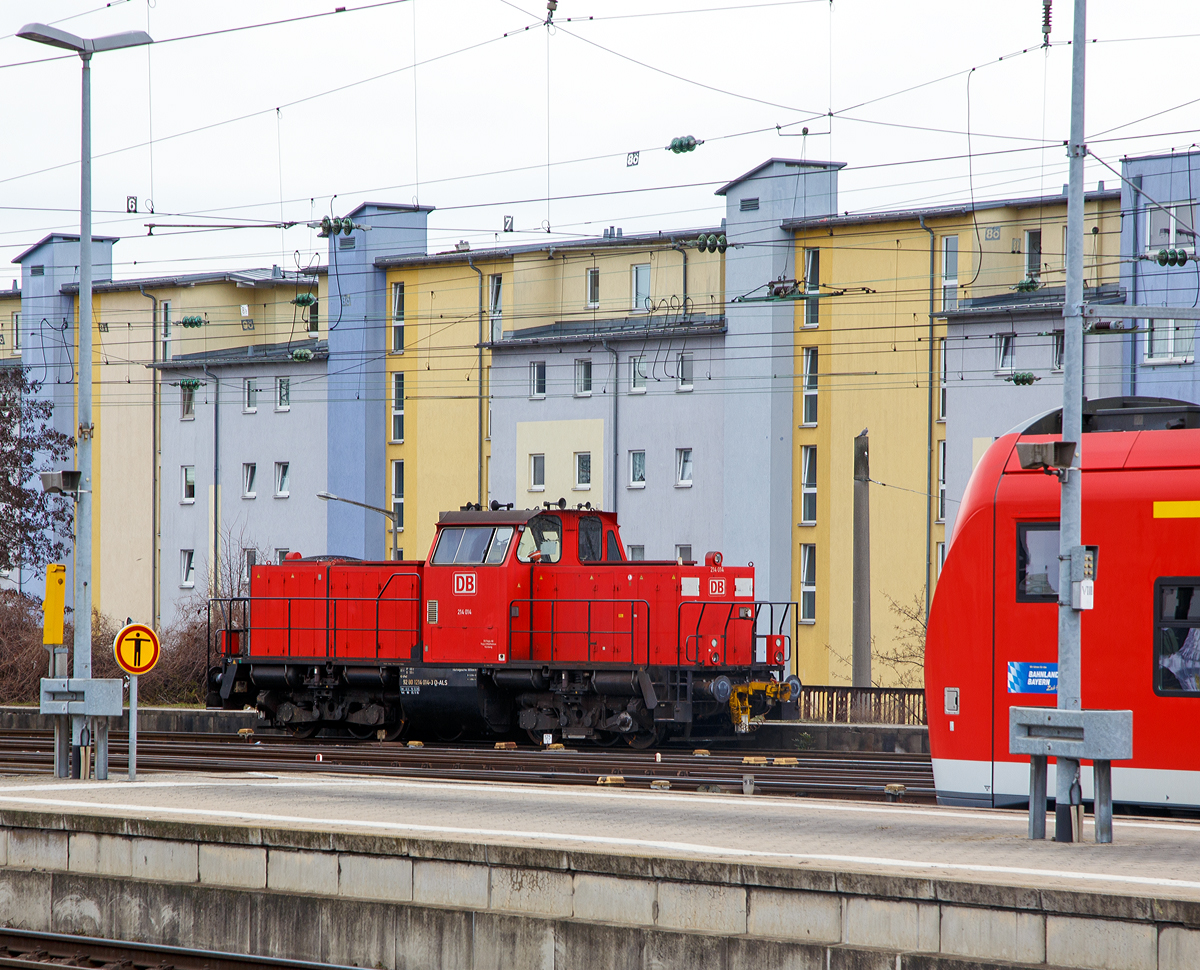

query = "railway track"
[{"left": 0, "top": 728, "right": 934, "bottom": 801}]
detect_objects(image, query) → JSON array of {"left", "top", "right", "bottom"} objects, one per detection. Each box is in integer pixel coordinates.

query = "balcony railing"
[{"left": 795, "top": 686, "right": 927, "bottom": 726}]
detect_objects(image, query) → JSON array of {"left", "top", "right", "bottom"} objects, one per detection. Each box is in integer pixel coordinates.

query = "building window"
[
  {"left": 181, "top": 384, "right": 195, "bottom": 420},
  {"left": 628, "top": 545, "right": 645, "bottom": 561},
  {"left": 996, "top": 334, "right": 1015, "bottom": 372},
  {"left": 391, "top": 282, "right": 405, "bottom": 353},
  {"left": 1025, "top": 229, "right": 1042, "bottom": 281},
  {"left": 675, "top": 448, "right": 693, "bottom": 487},
  {"left": 936, "top": 541, "right": 946, "bottom": 579},
  {"left": 1146, "top": 319, "right": 1195, "bottom": 362},
  {"left": 675, "top": 544, "right": 692, "bottom": 563},
  {"left": 276, "top": 377, "right": 290, "bottom": 411},
  {"left": 161, "top": 300, "right": 171, "bottom": 360},
  {"left": 632, "top": 263, "right": 650, "bottom": 311},
  {"left": 180, "top": 550, "right": 195, "bottom": 588},
  {"left": 392, "top": 459, "right": 405, "bottom": 529},
  {"left": 391, "top": 372, "right": 405, "bottom": 441},
  {"left": 489, "top": 274, "right": 502, "bottom": 342},
  {"left": 938, "top": 337, "right": 948, "bottom": 419},
  {"left": 11, "top": 312, "right": 19, "bottom": 352},
  {"left": 802, "top": 347, "right": 818, "bottom": 425},
  {"left": 629, "top": 450, "right": 646, "bottom": 487},
  {"left": 530, "top": 361, "right": 546, "bottom": 398},
  {"left": 1148, "top": 203, "right": 1197, "bottom": 253},
  {"left": 574, "top": 358, "right": 592, "bottom": 396},
  {"left": 800, "top": 544, "right": 816, "bottom": 622},
  {"left": 274, "top": 461, "right": 290, "bottom": 498},
  {"left": 181, "top": 466, "right": 195, "bottom": 503},
  {"left": 587, "top": 267, "right": 600, "bottom": 308},
  {"left": 800, "top": 446, "right": 817, "bottom": 524},
  {"left": 243, "top": 378, "right": 258, "bottom": 412},
  {"left": 1052, "top": 331, "right": 1065, "bottom": 371},
  {"left": 530, "top": 454, "right": 545, "bottom": 491},
  {"left": 804, "top": 248, "right": 820, "bottom": 327},
  {"left": 677, "top": 352, "right": 693, "bottom": 391},
  {"left": 937, "top": 441, "right": 946, "bottom": 522},
  {"left": 276, "top": 549, "right": 290, "bottom": 564},
  {"left": 242, "top": 463, "right": 257, "bottom": 499},
  {"left": 307, "top": 299, "right": 319, "bottom": 333},
  {"left": 575, "top": 452, "right": 591, "bottom": 489},
  {"left": 942, "top": 236, "right": 959, "bottom": 312},
  {"left": 242, "top": 549, "right": 256, "bottom": 585},
  {"left": 630, "top": 356, "right": 647, "bottom": 392}
]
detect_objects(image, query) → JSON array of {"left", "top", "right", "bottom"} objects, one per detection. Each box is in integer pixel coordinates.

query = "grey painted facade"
[
  {"left": 156, "top": 342, "right": 328, "bottom": 620},
  {"left": 325, "top": 203, "right": 430, "bottom": 561}
]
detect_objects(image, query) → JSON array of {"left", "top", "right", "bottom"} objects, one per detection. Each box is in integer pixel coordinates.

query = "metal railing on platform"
[{"left": 796, "top": 686, "right": 927, "bottom": 725}]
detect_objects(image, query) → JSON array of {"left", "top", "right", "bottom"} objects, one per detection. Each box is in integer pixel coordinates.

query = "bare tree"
[{"left": 875, "top": 590, "right": 927, "bottom": 688}]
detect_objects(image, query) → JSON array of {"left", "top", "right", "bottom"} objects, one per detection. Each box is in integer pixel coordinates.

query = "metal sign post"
[
  {"left": 112, "top": 622, "right": 160, "bottom": 783},
  {"left": 129, "top": 674, "right": 138, "bottom": 781}
]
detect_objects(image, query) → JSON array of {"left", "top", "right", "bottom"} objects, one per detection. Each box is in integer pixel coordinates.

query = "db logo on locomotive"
[
  {"left": 709, "top": 578, "right": 725, "bottom": 596},
  {"left": 453, "top": 573, "right": 477, "bottom": 595}
]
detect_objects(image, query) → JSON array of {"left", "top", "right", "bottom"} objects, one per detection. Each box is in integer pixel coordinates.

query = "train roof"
[{"left": 1013, "top": 396, "right": 1200, "bottom": 435}]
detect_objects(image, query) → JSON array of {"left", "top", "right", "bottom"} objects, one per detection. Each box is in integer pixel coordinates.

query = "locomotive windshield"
[
  {"left": 432, "top": 526, "right": 514, "bottom": 565},
  {"left": 517, "top": 514, "right": 562, "bottom": 563}
]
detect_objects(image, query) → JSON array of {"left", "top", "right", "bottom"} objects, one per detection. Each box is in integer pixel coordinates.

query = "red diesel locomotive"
[
  {"left": 926, "top": 397, "right": 1200, "bottom": 811},
  {"left": 208, "top": 505, "right": 798, "bottom": 745}
]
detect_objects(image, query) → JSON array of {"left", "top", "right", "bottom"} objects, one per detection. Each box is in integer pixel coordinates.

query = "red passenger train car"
[
  {"left": 926, "top": 397, "right": 1200, "bottom": 810},
  {"left": 208, "top": 505, "right": 798, "bottom": 745}
]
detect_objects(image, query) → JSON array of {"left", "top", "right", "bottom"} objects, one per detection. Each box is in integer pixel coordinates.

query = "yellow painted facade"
[
  {"left": 791, "top": 193, "right": 1121, "bottom": 686},
  {"left": 0, "top": 290, "right": 19, "bottom": 360}
]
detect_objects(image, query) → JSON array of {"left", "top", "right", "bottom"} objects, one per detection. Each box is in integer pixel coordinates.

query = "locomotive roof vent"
[{"left": 1016, "top": 396, "right": 1200, "bottom": 435}]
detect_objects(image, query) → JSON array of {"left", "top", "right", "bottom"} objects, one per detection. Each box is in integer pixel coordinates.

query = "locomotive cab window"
[
  {"left": 517, "top": 515, "right": 562, "bottom": 563},
  {"left": 432, "top": 526, "right": 513, "bottom": 565},
  {"left": 1017, "top": 523, "right": 1060, "bottom": 601},
  {"left": 579, "top": 516, "right": 603, "bottom": 562},
  {"left": 606, "top": 530, "right": 623, "bottom": 562},
  {"left": 1155, "top": 579, "right": 1200, "bottom": 695}
]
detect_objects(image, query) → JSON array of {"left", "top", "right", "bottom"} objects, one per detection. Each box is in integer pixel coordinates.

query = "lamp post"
[
  {"left": 19, "top": 24, "right": 154, "bottom": 770},
  {"left": 317, "top": 491, "right": 400, "bottom": 560}
]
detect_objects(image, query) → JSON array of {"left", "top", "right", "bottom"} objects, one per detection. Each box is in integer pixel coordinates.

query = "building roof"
[
  {"left": 715, "top": 158, "right": 846, "bottom": 197},
  {"left": 488, "top": 313, "right": 726, "bottom": 350},
  {"left": 61, "top": 266, "right": 323, "bottom": 295},
  {"left": 374, "top": 227, "right": 723, "bottom": 270},
  {"left": 345, "top": 200, "right": 436, "bottom": 219},
  {"left": 149, "top": 338, "right": 328, "bottom": 370},
  {"left": 13, "top": 232, "right": 121, "bottom": 265},
  {"left": 939, "top": 284, "right": 1125, "bottom": 321},
  {"left": 784, "top": 188, "right": 1122, "bottom": 231}
]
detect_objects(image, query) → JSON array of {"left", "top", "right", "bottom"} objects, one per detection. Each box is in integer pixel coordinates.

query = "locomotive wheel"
[
  {"left": 289, "top": 722, "right": 321, "bottom": 740},
  {"left": 593, "top": 731, "right": 622, "bottom": 747},
  {"left": 378, "top": 721, "right": 406, "bottom": 742},
  {"left": 435, "top": 723, "right": 466, "bottom": 742},
  {"left": 345, "top": 723, "right": 377, "bottom": 740},
  {"left": 625, "top": 727, "right": 664, "bottom": 749}
]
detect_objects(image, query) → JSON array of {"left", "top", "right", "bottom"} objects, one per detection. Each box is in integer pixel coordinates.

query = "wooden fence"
[{"left": 795, "top": 686, "right": 927, "bottom": 726}]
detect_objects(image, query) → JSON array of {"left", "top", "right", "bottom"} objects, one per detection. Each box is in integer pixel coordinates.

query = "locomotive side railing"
[
  {"left": 507, "top": 598, "right": 651, "bottom": 665},
  {"left": 795, "top": 686, "right": 928, "bottom": 725},
  {"left": 677, "top": 600, "right": 797, "bottom": 667}
]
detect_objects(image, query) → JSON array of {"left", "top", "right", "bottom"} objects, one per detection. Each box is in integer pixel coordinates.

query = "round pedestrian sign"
[{"left": 113, "top": 623, "right": 160, "bottom": 675}]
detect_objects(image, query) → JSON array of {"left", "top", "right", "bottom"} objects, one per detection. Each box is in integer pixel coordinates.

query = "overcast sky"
[{"left": 3, "top": 0, "right": 1199, "bottom": 282}]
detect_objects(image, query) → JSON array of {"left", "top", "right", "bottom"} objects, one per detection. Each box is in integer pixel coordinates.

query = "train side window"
[
  {"left": 579, "top": 516, "right": 603, "bottom": 562},
  {"left": 486, "top": 526, "right": 514, "bottom": 564},
  {"left": 606, "top": 530, "right": 623, "bottom": 562},
  {"left": 1017, "top": 523, "right": 1060, "bottom": 602},
  {"left": 1154, "top": 579, "right": 1200, "bottom": 695},
  {"left": 517, "top": 514, "right": 562, "bottom": 563}
]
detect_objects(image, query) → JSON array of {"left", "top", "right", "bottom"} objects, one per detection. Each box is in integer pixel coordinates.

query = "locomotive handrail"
[
  {"left": 507, "top": 597, "right": 651, "bottom": 666},
  {"left": 373, "top": 571, "right": 423, "bottom": 661},
  {"left": 676, "top": 599, "right": 798, "bottom": 668}
]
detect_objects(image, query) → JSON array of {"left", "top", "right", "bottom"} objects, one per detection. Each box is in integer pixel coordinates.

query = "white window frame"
[
  {"left": 996, "top": 334, "right": 1015, "bottom": 373},
  {"left": 629, "top": 450, "right": 646, "bottom": 488},
  {"left": 574, "top": 358, "right": 592, "bottom": 397},
  {"left": 1025, "top": 229, "right": 1042, "bottom": 281},
  {"left": 675, "top": 447, "right": 693, "bottom": 487},
  {"left": 675, "top": 544, "right": 692, "bottom": 563},
  {"left": 802, "top": 347, "right": 818, "bottom": 426},
  {"left": 632, "top": 263, "right": 650, "bottom": 312},
  {"left": 488, "top": 273, "right": 502, "bottom": 342},
  {"left": 275, "top": 376, "right": 290, "bottom": 412},
  {"left": 630, "top": 356, "right": 647, "bottom": 393},
  {"left": 677, "top": 352, "right": 693, "bottom": 391},
  {"left": 242, "top": 549, "right": 256, "bottom": 585},
  {"left": 181, "top": 465, "right": 195, "bottom": 504},
  {"left": 181, "top": 384, "right": 195, "bottom": 421},
  {"left": 1052, "top": 331, "right": 1065, "bottom": 372},
  {"left": 530, "top": 454, "right": 545, "bottom": 491},
  {"left": 276, "top": 548, "right": 290, "bottom": 565},
  {"left": 574, "top": 451, "right": 592, "bottom": 490},
  {"left": 804, "top": 248, "right": 820, "bottom": 328},
  {"left": 586, "top": 267, "right": 600, "bottom": 308},
  {"left": 180, "top": 549, "right": 195, "bottom": 588},
  {"left": 800, "top": 445, "right": 817, "bottom": 525},
  {"left": 242, "top": 462, "right": 257, "bottom": 499},
  {"left": 941, "top": 235, "right": 959, "bottom": 312},
  {"left": 274, "top": 461, "right": 290, "bottom": 498},
  {"left": 1147, "top": 202, "right": 1197, "bottom": 254},
  {"left": 936, "top": 541, "right": 946, "bottom": 579},
  {"left": 1144, "top": 319, "right": 1196, "bottom": 364},
  {"left": 938, "top": 337, "right": 948, "bottom": 419},
  {"left": 243, "top": 378, "right": 258, "bottom": 413},
  {"left": 392, "top": 459, "right": 405, "bottom": 530},
  {"left": 391, "top": 282, "right": 405, "bottom": 353},
  {"left": 161, "top": 300, "right": 171, "bottom": 360},
  {"left": 391, "top": 372, "right": 405, "bottom": 442},
  {"left": 937, "top": 441, "right": 946, "bottom": 523},
  {"left": 11, "top": 312, "right": 19, "bottom": 353},
  {"left": 800, "top": 543, "right": 816, "bottom": 623},
  {"left": 627, "top": 545, "right": 645, "bottom": 561},
  {"left": 530, "top": 361, "right": 547, "bottom": 399}
]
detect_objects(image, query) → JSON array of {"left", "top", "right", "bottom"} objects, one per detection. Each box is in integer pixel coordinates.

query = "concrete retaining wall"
[
  {"left": 0, "top": 809, "right": 1194, "bottom": 969},
  {"left": 0, "top": 706, "right": 262, "bottom": 735}
]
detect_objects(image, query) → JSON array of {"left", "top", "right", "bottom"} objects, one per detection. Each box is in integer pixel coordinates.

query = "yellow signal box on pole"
[{"left": 43, "top": 564, "right": 66, "bottom": 645}]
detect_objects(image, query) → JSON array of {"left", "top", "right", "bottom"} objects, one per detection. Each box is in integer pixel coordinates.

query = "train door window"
[
  {"left": 1154, "top": 579, "right": 1200, "bottom": 695},
  {"left": 486, "top": 526, "right": 514, "bottom": 564},
  {"left": 579, "top": 516, "right": 603, "bottom": 562},
  {"left": 1017, "top": 523, "right": 1060, "bottom": 601},
  {"left": 517, "top": 515, "right": 562, "bottom": 563},
  {"left": 606, "top": 530, "right": 623, "bottom": 561}
]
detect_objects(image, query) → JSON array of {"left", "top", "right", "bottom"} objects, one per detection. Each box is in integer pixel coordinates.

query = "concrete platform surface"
[{"left": 0, "top": 772, "right": 1196, "bottom": 902}]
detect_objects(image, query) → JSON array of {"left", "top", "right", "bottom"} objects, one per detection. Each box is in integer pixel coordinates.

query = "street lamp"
[
  {"left": 317, "top": 490, "right": 401, "bottom": 560},
  {"left": 19, "top": 23, "right": 154, "bottom": 760}
]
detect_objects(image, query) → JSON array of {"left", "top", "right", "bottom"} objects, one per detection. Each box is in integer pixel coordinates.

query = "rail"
[
  {"left": 507, "top": 598, "right": 651, "bottom": 665},
  {"left": 795, "top": 686, "right": 927, "bottom": 726}
]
